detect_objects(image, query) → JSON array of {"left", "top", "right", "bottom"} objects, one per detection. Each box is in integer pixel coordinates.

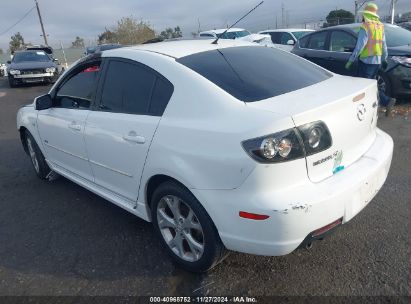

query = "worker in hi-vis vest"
[{"left": 345, "top": 2, "right": 396, "bottom": 114}]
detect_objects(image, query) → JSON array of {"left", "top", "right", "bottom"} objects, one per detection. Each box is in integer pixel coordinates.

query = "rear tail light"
[
  {"left": 298, "top": 121, "right": 332, "bottom": 156},
  {"left": 239, "top": 211, "right": 270, "bottom": 220},
  {"left": 242, "top": 128, "right": 304, "bottom": 163},
  {"left": 242, "top": 121, "right": 332, "bottom": 163}
]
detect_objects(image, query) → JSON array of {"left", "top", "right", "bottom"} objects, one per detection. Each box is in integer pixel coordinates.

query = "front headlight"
[
  {"left": 391, "top": 56, "right": 411, "bottom": 68},
  {"left": 9, "top": 69, "right": 20, "bottom": 75},
  {"left": 46, "top": 67, "right": 56, "bottom": 73}
]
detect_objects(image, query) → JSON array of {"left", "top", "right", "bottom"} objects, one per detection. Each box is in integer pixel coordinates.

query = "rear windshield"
[{"left": 177, "top": 46, "right": 332, "bottom": 102}]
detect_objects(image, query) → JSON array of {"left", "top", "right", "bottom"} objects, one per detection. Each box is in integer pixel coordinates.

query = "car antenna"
[{"left": 212, "top": 1, "right": 264, "bottom": 45}]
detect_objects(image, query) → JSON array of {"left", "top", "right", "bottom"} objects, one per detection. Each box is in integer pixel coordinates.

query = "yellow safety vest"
[{"left": 360, "top": 21, "right": 384, "bottom": 58}]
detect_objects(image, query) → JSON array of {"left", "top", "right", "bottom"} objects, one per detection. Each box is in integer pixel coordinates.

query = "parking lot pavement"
[{"left": 0, "top": 77, "right": 410, "bottom": 297}]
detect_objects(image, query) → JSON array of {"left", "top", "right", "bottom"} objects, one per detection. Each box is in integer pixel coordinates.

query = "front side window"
[
  {"left": 307, "top": 31, "right": 328, "bottom": 50},
  {"left": 329, "top": 31, "right": 356, "bottom": 52},
  {"left": 177, "top": 46, "right": 332, "bottom": 102},
  {"left": 280, "top": 32, "right": 294, "bottom": 44},
  {"left": 100, "top": 60, "right": 174, "bottom": 116},
  {"left": 55, "top": 62, "right": 101, "bottom": 109}
]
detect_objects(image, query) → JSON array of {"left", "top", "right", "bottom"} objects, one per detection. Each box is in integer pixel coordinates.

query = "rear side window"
[
  {"left": 177, "top": 46, "right": 331, "bottom": 102},
  {"left": 150, "top": 77, "right": 174, "bottom": 116},
  {"left": 307, "top": 31, "right": 328, "bottom": 50},
  {"left": 329, "top": 31, "right": 356, "bottom": 52},
  {"left": 100, "top": 60, "right": 173, "bottom": 115}
]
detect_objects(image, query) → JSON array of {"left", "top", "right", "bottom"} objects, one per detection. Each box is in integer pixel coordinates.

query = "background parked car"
[
  {"left": 7, "top": 50, "right": 61, "bottom": 87},
  {"left": 292, "top": 23, "right": 411, "bottom": 99},
  {"left": 199, "top": 28, "right": 272, "bottom": 46},
  {"left": 199, "top": 28, "right": 251, "bottom": 39},
  {"left": 258, "top": 28, "right": 314, "bottom": 51},
  {"left": 26, "top": 45, "right": 64, "bottom": 74},
  {"left": 398, "top": 22, "right": 411, "bottom": 31},
  {"left": 84, "top": 44, "right": 123, "bottom": 56}
]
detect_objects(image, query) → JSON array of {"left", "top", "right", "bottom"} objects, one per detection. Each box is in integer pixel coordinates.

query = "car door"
[
  {"left": 327, "top": 30, "right": 358, "bottom": 76},
  {"left": 37, "top": 61, "right": 101, "bottom": 181},
  {"left": 84, "top": 58, "right": 173, "bottom": 203},
  {"left": 294, "top": 31, "right": 331, "bottom": 69}
]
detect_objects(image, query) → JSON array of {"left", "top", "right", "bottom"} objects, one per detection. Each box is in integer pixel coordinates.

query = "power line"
[{"left": 0, "top": 6, "right": 36, "bottom": 36}]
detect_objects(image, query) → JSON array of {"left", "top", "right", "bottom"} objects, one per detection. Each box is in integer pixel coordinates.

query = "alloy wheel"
[
  {"left": 27, "top": 137, "right": 40, "bottom": 173},
  {"left": 157, "top": 195, "right": 205, "bottom": 262}
]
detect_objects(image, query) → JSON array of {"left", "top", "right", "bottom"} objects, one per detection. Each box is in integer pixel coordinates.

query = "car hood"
[
  {"left": 388, "top": 44, "right": 411, "bottom": 56},
  {"left": 8, "top": 61, "right": 56, "bottom": 70}
]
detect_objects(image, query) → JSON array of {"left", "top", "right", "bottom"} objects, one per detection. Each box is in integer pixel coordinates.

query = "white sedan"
[{"left": 17, "top": 39, "right": 393, "bottom": 272}]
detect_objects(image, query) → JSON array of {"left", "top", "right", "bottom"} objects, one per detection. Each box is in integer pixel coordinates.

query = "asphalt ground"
[{"left": 0, "top": 78, "right": 410, "bottom": 299}]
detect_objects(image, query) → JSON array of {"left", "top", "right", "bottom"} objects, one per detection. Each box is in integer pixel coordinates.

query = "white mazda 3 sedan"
[{"left": 17, "top": 39, "right": 393, "bottom": 272}]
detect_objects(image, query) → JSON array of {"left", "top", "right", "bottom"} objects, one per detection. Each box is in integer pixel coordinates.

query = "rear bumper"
[{"left": 193, "top": 128, "right": 393, "bottom": 256}]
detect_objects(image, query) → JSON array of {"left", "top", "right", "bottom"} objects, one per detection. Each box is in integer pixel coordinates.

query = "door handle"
[
  {"left": 122, "top": 131, "right": 145, "bottom": 144},
  {"left": 68, "top": 122, "right": 82, "bottom": 131},
  {"left": 326, "top": 57, "right": 337, "bottom": 61}
]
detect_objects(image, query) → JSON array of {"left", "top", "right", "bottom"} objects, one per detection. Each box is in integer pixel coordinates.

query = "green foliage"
[
  {"left": 324, "top": 9, "right": 355, "bottom": 27},
  {"left": 98, "top": 28, "right": 116, "bottom": 44},
  {"left": 98, "top": 17, "right": 156, "bottom": 45},
  {"left": 71, "top": 36, "right": 85, "bottom": 48},
  {"left": 159, "top": 26, "right": 183, "bottom": 40},
  {"left": 9, "top": 32, "right": 25, "bottom": 53}
]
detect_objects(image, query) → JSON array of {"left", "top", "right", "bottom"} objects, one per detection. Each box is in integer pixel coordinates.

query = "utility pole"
[
  {"left": 354, "top": 0, "right": 367, "bottom": 22},
  {"left": 389, "top": 0, "right": 397, "bottom": 24},
  {"left": 281, "top": 3, "right": 285, "bottom": 28},
  {"left": 34, "top": 0, "right": 48, "bottom": 46}
]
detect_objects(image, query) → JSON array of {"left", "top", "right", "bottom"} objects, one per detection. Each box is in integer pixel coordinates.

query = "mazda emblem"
[{"left": 357, "top": 104, "right": 366, "bottom": 121}]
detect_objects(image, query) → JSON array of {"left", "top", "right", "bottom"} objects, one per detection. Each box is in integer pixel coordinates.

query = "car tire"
[
  {"left": 377, "top": 72, "right": 393, "bottom": 98},
  {"left": 25, "top": 130, "right": 51, "bottom": 179},
  {"left": 151, "top": 181, "right": 228, "bottom": 273},
  {"left": 8, "top": 77, "right": 16, "bottom": 88}
]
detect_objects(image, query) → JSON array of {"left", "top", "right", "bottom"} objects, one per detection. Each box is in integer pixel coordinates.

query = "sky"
[{"left": 1, "top": 0, "right": 411, "bottom": 50}]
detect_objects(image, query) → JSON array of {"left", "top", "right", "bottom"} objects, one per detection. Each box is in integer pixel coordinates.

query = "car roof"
[
  {"left": 322, "top": 22, "right": 400, "bottom": 32},
  {"left": 199, "top": 28, "right": 247, "bottom": 35},
  {"left": 259, "top": 28, "right": 314, "bottom": 33},
  {"left": 110, "top": 39, "right": 254, "bottom": 59}
]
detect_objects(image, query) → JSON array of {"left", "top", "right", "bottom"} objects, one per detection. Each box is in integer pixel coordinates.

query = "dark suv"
[{"left": 292, "top": 23, "right": 411, "bottom": 99}]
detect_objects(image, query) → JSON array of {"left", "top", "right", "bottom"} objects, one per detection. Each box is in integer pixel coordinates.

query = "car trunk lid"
[{"left": 247, "top": 75, "right": 379, "bottom": 182}]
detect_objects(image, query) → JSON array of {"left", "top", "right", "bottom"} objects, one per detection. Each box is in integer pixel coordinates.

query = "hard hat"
[{"left": 361, "top": 2, "right": 379, "bottom": 18}]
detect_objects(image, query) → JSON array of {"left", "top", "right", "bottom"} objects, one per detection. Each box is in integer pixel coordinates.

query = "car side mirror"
[
  {"left": 53, "top": 58, "right": 59, "bottom": 62},
  {"left": 35, "top": 94, "right": 53, "bottom": 111},
  {"left": 7, "top": 61, "right": 11, "bottom": 64},
  {"left": 287, "top": 40, "right": 295, "bottom": 45}
]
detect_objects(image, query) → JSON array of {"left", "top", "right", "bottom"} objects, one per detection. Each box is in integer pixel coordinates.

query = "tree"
[
  {"left": 159, "top": 26, "right": 183, "bottom": 40},
  {"left": 0, "top": 48, "right": 3, "bottom": 55},
  {"left": 71, "top": 36, "right": 85, "bottom": 48},
  {"left": 98, "top": 28, "right": 116, "bottom": 44},
  {"left": 324, "top": 9, "right": 355, "bottom": 27},
  {"left": 9, "top": 32, "right": 25, "bottom": 53},
  {"left": 97, "top": 17, "right": 155, "bottom": 45}
]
